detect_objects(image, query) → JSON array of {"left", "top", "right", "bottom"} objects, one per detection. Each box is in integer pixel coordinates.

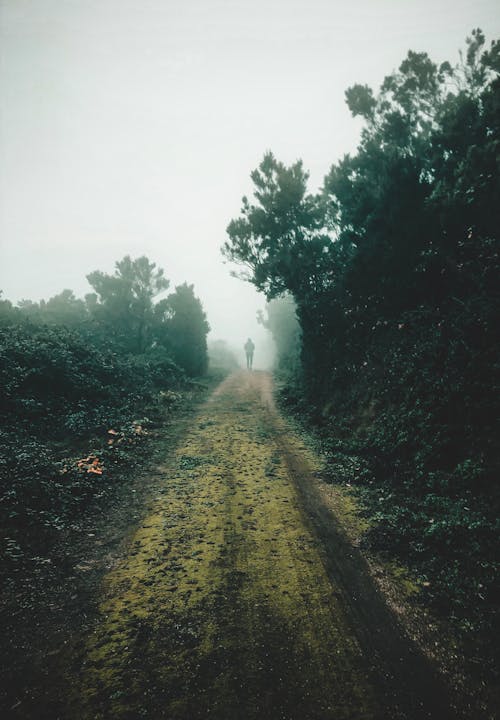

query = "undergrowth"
[
  {"left": 277, "top": 305, "right": 499, "bottom": 678},
  {"left": 0, "top": 322, "right": 187, "bottom": 577}
]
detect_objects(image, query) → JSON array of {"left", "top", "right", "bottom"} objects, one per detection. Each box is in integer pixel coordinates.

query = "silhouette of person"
[{"left": 244, "top": 338, "right": 255, "bottom": 370}]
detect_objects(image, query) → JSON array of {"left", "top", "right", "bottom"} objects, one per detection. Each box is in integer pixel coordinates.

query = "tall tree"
[
  {"left": 163, "top": 283, "right": 210, "bottom": 376},
  {"left": 87, "top": 256, "right": 169, "bottom": 352},
  {"left": 223, "top": 152, "right": 333, "bottom": 300},
  {"left": 223, "top": 152, "right": 341, "bottom": 385}
]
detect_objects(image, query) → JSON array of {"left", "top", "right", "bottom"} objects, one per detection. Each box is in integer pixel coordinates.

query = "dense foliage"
[
  {"left": 163, "top": 283, "right": 210, "bottom": 376},
  {"left": 224, "top": 30, "right": 500, "bottom": 650},
  {"left": 0, "top": 256, "right": 210, "bottom": 571}
]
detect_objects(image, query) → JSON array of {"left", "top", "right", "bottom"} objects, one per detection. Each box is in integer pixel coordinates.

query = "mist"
[{"left": 1, "top": 0, "right": 499, "bottom": 369}]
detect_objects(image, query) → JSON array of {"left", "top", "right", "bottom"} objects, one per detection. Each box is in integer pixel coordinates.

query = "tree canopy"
[
  {"left": 87, "top": 255, "right": 170, "bottom": 353},
  {"left": 162, "top": 283, "right": 210, "bottom": 377}
]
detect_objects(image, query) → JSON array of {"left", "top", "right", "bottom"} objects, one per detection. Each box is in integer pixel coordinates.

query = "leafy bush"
[{"left": 0, "top": 319, "right": 187, "bottom": 572}]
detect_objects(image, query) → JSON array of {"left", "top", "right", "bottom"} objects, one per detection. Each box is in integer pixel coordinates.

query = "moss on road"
[{"left": 73, "top": 371, "right": 380, "bottom": 719}]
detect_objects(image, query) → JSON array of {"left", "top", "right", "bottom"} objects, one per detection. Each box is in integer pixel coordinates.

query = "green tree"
[
  {"left": 223, "top": 152, "right": 332, "bottom": 299},
  {"left": 163, "top": 283, "right": 210, "bottom": 377},
  {"left": 0, "top": 291, "right": 16, "bottom": 324},
  {"left": 223, "top": 152, "right": 341, "bottom": 388},
  {"left": 87, "top": 255, "right": 169, "bottom": 352},
  {"left": 324, "top": 30, "right": 499, "bottom": 315},
  {"left": 15, "top": 293, "right": 87, "bottom": 326},
  {"left": 42, "top": 290, "right": 87, "bottom": 325}
]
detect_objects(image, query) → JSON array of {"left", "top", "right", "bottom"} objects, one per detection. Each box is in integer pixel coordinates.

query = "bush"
[{"left": 0, "top": 321, "right": 188, "bottom": 574}]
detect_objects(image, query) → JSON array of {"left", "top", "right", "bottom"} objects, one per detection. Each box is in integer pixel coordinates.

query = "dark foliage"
[
  {"left": 0, "top": 256, "right": 210, "bottom": 576},
  {"left": 162, "top": 283, "right": 210, "bottom": 377},
  {"left": 0, "top": 321, "right": 182, "bottom": 568},
  {"left": 224, "top": 30, "right": 500, "bottom": 650}
]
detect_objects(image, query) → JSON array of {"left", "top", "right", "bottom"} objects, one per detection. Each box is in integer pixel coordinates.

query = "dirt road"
[{"left": 66, "top": 371, "right": 453, "bottom": 720}]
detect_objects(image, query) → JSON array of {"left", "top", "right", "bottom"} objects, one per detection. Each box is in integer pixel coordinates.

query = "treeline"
[
  {"left": 1, "top": 255, "right": 209, "bottom": 374},
  {"left": 224, "top": 30, "right": 499, "bottom": 654},
  {"left": 0, "top": 256, "right": 209, "bottom": 569}
]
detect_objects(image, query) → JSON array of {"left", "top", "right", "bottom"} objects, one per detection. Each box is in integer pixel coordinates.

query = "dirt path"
[{"left": 63, "top": 371, "right": 453, "bottom": 720}]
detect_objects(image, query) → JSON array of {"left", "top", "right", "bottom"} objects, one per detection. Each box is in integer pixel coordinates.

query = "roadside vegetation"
[
  {"left": 224, "top": 30, "right": 499, "bottom": 679},
  {"left": 0, "top": 256, "right": 210, "bottom": 582}
]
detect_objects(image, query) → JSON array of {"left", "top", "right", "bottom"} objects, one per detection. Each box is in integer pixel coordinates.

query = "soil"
[{"left": 2, "top": 371, "right": 465, "bottom": 719}]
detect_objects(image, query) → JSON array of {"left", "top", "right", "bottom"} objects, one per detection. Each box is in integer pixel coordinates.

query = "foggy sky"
[{"left": 1, "top": 0, "right": 499, "bottom": 367}]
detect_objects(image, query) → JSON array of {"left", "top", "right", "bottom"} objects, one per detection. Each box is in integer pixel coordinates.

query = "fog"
[{"left": 1, "top": 0, "right": 499, "bottom": 369}]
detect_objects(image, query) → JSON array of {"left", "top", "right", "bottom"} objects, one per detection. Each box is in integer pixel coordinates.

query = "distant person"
[{"left": 244, "top": 338, "right": 255, "bottom": 370}]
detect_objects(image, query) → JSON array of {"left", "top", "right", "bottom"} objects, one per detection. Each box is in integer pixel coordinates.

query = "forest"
[
  {"left": 0, "top": 256, "right": 210, "bottom": 581},
  {"left": 224, "top": 29, "right": 499, "bottom": 668}
]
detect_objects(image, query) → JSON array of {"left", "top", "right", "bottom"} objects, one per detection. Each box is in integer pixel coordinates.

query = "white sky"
[{"left": 1, "top": 0, "right": 499, "bottom": 367}]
